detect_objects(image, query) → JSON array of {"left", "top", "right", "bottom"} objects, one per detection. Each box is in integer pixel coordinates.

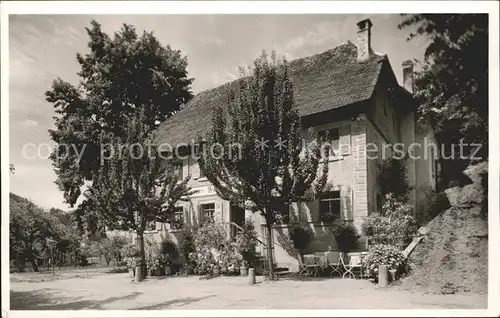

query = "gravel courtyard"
[{"left": 10, "top": 271, "right": 487, "bottom": 310}]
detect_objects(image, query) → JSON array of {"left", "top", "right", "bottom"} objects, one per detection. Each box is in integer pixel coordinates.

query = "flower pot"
[
  {"left": 213, "top": 266, "right": 220, "bottom": 276},
  {"left": 147, "top": 268, "right": 152, "bottom": 277},
  {"left": 240, "top": 265, "right": 248, "bottom": 276},
  {"left": 129, "top": 267, "right": 135, "bottom": 278},
  {"left": 165, "top": 265, "right": 172, "bottom": 276}
]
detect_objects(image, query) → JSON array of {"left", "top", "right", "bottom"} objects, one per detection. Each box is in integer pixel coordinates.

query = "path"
[{"left": 10, "top": 273, "right": 487, "bottom": 310}]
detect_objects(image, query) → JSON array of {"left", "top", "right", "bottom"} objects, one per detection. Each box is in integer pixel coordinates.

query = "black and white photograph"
[{"left": 1, "top": 1, "right": 499, "bottom": 316}]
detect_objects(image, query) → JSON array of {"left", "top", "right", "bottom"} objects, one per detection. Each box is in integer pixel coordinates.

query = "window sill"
[
  {"left": 319, "top": 156, "right": 344, "bottom": 164},
  {"left": 144, "top": 230, "right": 160, "bottom": 234},
  {"left": 194, "top": 177, "right": 208, "bottom": 182},
  {"left": 169, "top": 229, "right": 184, "bottom": 233}
]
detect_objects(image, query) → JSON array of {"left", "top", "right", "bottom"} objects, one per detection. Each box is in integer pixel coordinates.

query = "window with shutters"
[
  {"left": 200, "top": 203, "right": 215, "bottom": 222},
  {"left": 319, "top": 190, "right": 341, "bottom": 223},
  {"left": 318, "top": 128, "right": 340, "bottom": 157}
]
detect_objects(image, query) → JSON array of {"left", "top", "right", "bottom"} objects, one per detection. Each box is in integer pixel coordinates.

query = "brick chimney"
[
  {"left": 356, "top": 18, "right": 373, "bottom": 62},
  {"left": 402, "top": 60, "right": 414, "bottom": 93}
]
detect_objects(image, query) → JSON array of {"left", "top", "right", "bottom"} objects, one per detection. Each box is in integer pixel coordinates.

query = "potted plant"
[
  {"left": 213, "top": 263, "right": 220, "bottom": 276},
  {"left": 320, "top": 211, "right": 336, "bottom": 224},
  {"left": 332, "top": 222, "right": 360, "bottom": 258},
  {"left": 240, "top": 262, "right": 248, "bottom": 276}
]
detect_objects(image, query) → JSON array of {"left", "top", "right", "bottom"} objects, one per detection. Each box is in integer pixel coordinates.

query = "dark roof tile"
[{"left": 155, "top": 41, "right": 386, "bottom": 146}]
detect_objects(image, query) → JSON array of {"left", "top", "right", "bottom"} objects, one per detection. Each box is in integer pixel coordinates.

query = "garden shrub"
[
  {"left": 332, "top": 222, "right": 360, "bottom": 253},
  {"left": 180, "top": 226, "right": 196, "bottom": 273},
  {"left": 120, "top": 243, "right": 141, "bottom": 268},
  {"left": 189, "top": 221, "right": 243, "bottom": 275},
  {"left": 288, "top": 220, "right": 315, "bottom": 253},
  {"left": 160, "top": 239, "right": 180, "bottom": 265},
  {"left": 361, "top": 193, "right": 417, "bottom": 250},
  {"left": 144, "top": 238, "right": 163, "bottom": 273},
  {"left": 286, "top": 219, "right": 315, "bottom": 265},
  {"left": 235, "top": 219, "right": 258, "bottom": 267},
  {"left": 362, "top": 244, "right": 409, "bottom": 280}
]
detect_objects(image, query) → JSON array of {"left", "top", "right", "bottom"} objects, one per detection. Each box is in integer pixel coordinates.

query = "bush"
[
  {"left": 120, "top": 244, "right": 140, "bottom": 269},
  {"left": 145, "top": 238, "right": 170, "bottom": 273},
  {"left": 332, "top": 222, "right": 359, "bottom": 253},
  {"left": 235, "top": 219, "right": 258, "bottom": 267},
  {"left": 189, "top": 221, "right": 243, "bottom": 275},
  {"left": 160, "top": 239, "right": 180, "bottom": 265},
  {"left": 362, "top": 193, "right": 417, "bottom": 250},
  {"left": 288, "top": 220, "right": 315, "bottom": 252},
  {"left": 362, "top": 244, "right": 409, "bottom": 280},
  {"left": 180, "top": 226, "right": 196, "bottom": 273}
]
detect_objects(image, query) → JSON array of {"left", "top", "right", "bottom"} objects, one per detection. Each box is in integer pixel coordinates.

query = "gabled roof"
[{"left": 155, "top": 41, "right": 387, "bottom": 146}]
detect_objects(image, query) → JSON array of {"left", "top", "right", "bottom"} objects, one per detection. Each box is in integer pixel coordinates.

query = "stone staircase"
[{"left": 226, "top": 222, "right": 289, "bottom": 276}]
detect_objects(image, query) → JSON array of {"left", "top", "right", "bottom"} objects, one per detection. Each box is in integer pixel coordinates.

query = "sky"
[{"left": 8, "top": 14, "right": 427, "bottom": 210}]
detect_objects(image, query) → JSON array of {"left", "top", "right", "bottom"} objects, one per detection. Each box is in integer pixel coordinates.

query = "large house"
[{"left": 134, "top": 19, "right": 439, "bottom": 271}]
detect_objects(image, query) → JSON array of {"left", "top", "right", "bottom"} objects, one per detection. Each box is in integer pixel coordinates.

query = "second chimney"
[
  {"left": 402, "top": 60, "right": 414, "bottom": 93},
  {"left": 356, "top": 19, "right": 373, "bottom": 62}
]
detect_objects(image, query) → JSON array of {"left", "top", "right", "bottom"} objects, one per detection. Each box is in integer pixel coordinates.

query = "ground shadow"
[
  {"left": 133, "top": 295, "right": 216, "bottom": 310},
  {"left": 11, "top": 289, "right": 142, "bottom": 310},
  {"left": 278, "top": 275, "right": 333, "bottom": 282}
]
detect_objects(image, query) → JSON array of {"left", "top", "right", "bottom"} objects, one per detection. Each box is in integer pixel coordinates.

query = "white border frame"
[{"left": 1, "top": 1, "right": 499, "bottom": 317}]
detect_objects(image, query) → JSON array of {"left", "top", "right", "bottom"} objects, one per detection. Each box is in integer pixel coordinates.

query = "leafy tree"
[
  {"left": 9, "top": 194, "right": 60, "bottom": 272},
  {"left": 45, "top": 20, "right": 193, "bottom": 230},
  {"left": 87, "top": 110, "right": 195, "bottom": 275},
  {"left": 199, "top": 52, "right": 329, "bottom": 279},
  {"left": 398, "top": 14, "right": 488, "bottom": 185}
]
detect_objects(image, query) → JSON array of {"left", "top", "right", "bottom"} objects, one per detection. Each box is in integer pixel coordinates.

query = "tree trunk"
[
  {"left": 264, "top": 217, "right": 275, "bottom": 280},
  {"left": 136, "top": 230, "right": 146, "bottom": 277},
  {"left": 29, "top": 255, "right": 39, "bottom": 272}
]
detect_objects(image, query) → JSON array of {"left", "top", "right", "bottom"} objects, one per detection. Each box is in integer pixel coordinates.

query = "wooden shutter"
[
  {"left": 339, "top": 124, "right": 351, "bottom": 156},
  {"left": 214, "top": 201, "right": 222, "bottom": 222},
  {"left": 341, "top": 187, "right": 353, "bottom": 221}
]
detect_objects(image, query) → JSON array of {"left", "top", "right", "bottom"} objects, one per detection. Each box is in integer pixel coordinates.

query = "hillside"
[{"left": 399, "top": 162, "right": 488, "bottom": 294}]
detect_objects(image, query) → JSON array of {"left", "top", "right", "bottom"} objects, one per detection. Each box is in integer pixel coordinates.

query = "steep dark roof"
[{"left": 155, "top": 41, "right": 387, "bottom": 145}]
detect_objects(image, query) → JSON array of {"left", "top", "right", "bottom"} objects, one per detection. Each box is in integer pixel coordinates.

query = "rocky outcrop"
[{"left": 399, "top": 162, "right": 488, "bottom": 294}]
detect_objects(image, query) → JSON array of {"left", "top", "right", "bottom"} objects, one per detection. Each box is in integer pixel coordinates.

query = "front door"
[{"left": 230, "top": 203, "right": 245, "bottom": 238}]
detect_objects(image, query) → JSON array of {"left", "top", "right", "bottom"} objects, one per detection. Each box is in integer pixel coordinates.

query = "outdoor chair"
[
  {"left": 341, "top": 253, "right": 363, "bottom": 279},
  {"left": 299, "top": 254, "right": 321, "bottom": 277},
  {"left": 326, "top": 251, "right": 344, "bottom": 277}
]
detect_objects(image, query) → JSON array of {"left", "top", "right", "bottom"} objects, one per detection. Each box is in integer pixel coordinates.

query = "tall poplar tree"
[{"left": 199, "top": 52, "right": 330, "bottom": 279}]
